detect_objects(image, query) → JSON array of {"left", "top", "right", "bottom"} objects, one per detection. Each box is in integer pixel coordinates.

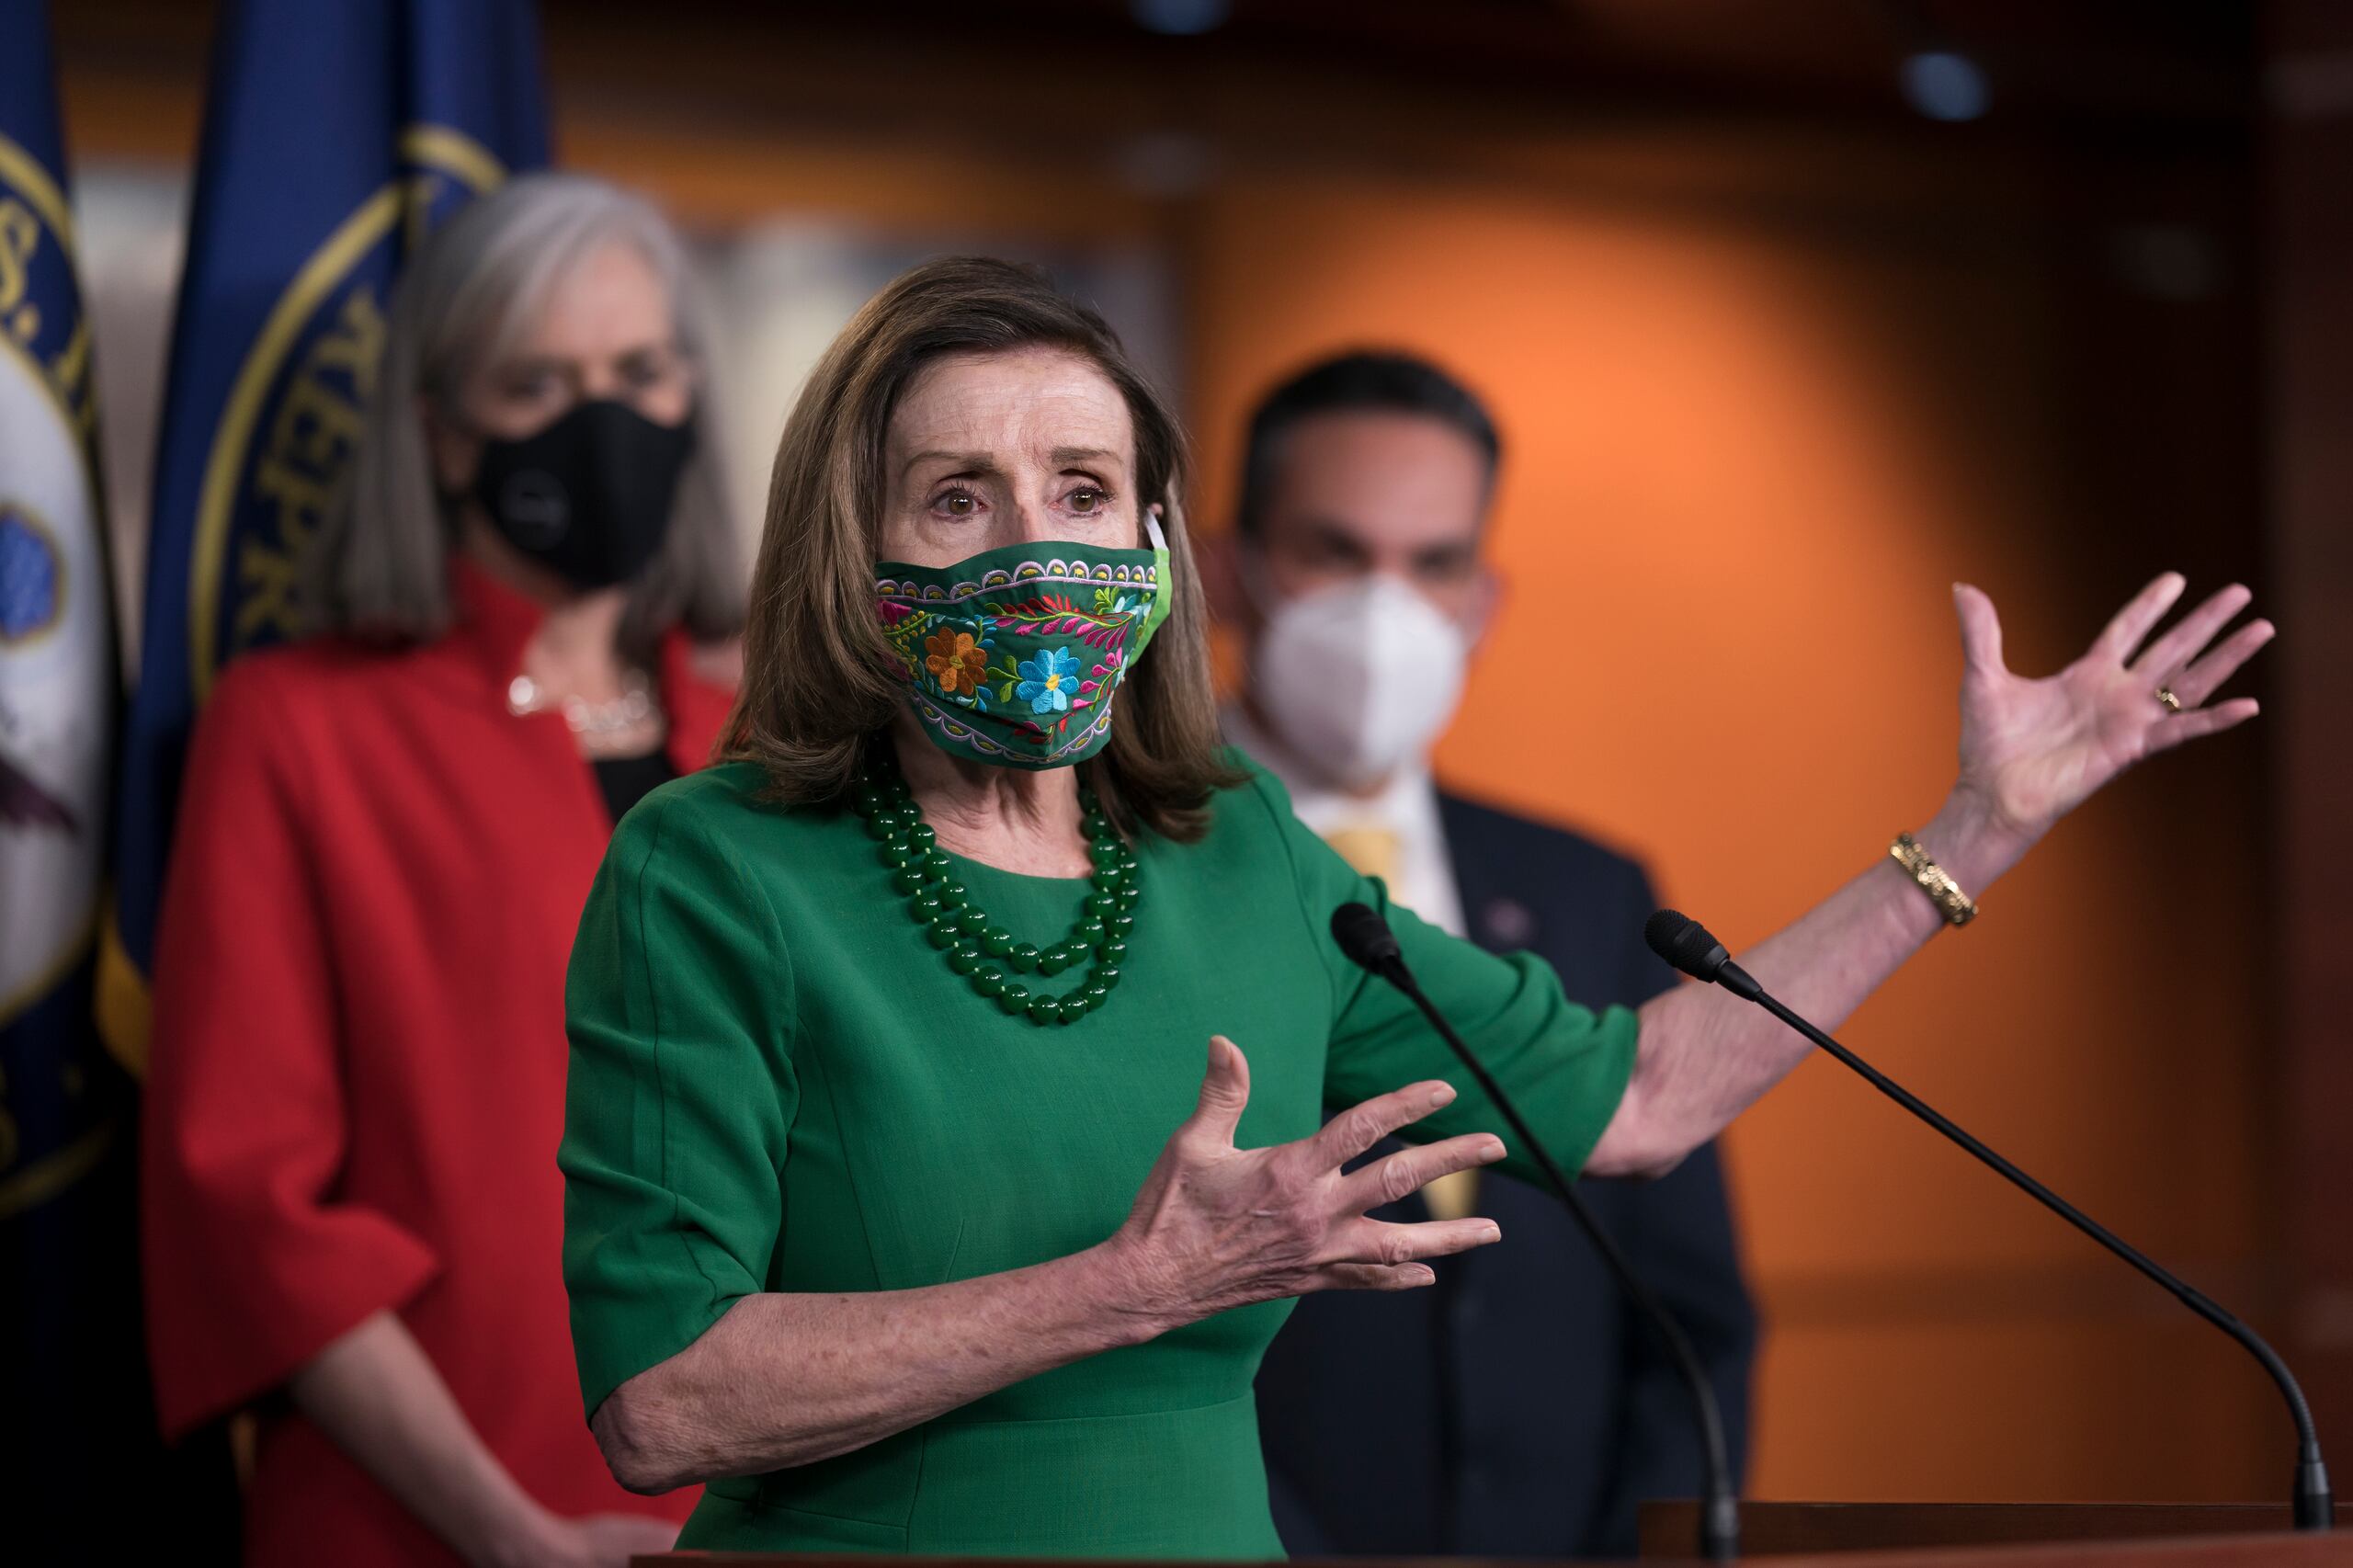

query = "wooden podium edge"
[
  {"left": 1639, "top": 1501, "right": 2347, "bottom": 1560},
  {"left": 636, "top": 1531, "right": 2353, "bottom": 1568}
]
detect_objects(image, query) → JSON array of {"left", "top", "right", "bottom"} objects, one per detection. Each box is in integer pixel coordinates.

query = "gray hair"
[{"left": 304, "top": 170, "right": 745, "bottom": 662}]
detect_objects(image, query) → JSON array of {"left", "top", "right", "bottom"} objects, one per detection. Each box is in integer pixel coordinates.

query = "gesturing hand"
[
  {"left": 1103, "top": 1037, "right": 1506, "bottom": 1329},
  {"left": 1951, "top": 574, "right": 2271, "bottom": 840}
]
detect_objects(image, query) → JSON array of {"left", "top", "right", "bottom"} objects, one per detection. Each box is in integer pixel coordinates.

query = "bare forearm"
[
  {"left": 1591, "top": 784, "right": 2034, "bottom": 1174},
  {"left": 290, "top": 1311, "right": 552, "bottom": 1568},
  {"left": 596, "top": 1041, "right": 1508, "bottom": 1494},
  {"left": 596, "top": 1239, "right": 1162, "bottom": 1493}
]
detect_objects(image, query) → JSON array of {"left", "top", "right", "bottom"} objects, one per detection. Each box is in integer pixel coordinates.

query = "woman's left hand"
[{"left": 1950, "top": 573, "right": 2272, "bottom": 842}]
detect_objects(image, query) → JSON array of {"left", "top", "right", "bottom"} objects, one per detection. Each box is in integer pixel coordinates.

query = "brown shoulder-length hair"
[{"left": 722, "top": 256, "right": 1242, "bottom": 841}]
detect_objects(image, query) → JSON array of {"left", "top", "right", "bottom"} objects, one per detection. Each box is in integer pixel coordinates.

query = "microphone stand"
[
  {"left": 1649, "top": 910, "right": 2331, "bottom": 1532},
  {"left": 1745, "top": 984, "right": 2333, "bottom": 1532},
  {"left": 1338, "top": 907, "right": 1742, "bottom": 1562}
]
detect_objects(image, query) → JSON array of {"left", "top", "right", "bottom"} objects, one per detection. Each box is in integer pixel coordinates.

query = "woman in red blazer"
[{"left": 142, "top": 173, "right": 744, "bottom": 1568}]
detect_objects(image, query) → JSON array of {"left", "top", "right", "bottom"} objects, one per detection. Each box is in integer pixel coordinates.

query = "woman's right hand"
[
  {"left": 1100, "top": 1036, "right": 1506, "bottom": 1329},
  {"left": 486, "top": 1508, "right": 679, "bottom": 1568}
]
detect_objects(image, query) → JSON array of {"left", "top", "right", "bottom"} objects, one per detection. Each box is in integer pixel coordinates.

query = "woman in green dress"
[{"left": 559, "top": 257, "right": 2271, "bottom": 1557}]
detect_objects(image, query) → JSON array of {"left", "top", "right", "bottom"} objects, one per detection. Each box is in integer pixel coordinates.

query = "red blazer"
[{"left": 142, "top": 562, "right": 735, "bottom": 1568}]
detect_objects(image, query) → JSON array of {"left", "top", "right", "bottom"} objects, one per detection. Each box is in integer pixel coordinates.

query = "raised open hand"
[
  {"left": 1105, "top": 1037, "right": 1506, "bottom": 1327},
  {"left": 1951, "top": 574, "right": 2271, "bottom": 840}
]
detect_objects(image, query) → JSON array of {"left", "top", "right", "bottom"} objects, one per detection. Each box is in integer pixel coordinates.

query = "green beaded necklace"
[{"left": 855, "top": 760, "right": 1139, "bottom": 1028}]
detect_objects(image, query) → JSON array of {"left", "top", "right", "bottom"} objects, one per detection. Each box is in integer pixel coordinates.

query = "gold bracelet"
[{"left": 1889, "top": 833, "right": 1978, "bottom": 926}]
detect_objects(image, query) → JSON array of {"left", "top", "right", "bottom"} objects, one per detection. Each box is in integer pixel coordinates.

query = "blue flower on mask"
[{"left": 1015, "top": 647, "right": 1081, "bottom": 714}]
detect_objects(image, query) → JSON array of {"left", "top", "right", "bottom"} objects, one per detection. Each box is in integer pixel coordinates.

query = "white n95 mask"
[{"left": 1252, "top": 574, "right": 1470, "bottom": 790}]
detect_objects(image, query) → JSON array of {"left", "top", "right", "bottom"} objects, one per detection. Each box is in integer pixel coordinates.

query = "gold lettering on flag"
[{"left": 233, "top": 285, "right": 382, "bottom": 644}]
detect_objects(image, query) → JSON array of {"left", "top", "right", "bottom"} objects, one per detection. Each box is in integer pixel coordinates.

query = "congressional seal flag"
[
  {"left": 0, "top": 3, "right": 217, "bottom": 1554},
  {"left": 106, "top": 0, "right": 550, "bottom": 1064},
  {"left": 0, "top": 13, "right": 108, "bottom": 1044}
]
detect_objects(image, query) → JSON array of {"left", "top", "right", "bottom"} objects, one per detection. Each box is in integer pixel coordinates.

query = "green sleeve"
[
  {"left": 1242, "top": 763, "right": 1638, "bottom": 1184},
  {"left": 560, "top": 788, "right": 797, "bottom": 1419}
]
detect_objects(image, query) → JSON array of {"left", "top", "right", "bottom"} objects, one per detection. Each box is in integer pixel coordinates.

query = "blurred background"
[{"left": 32, "top": 0, "right": 2353, "bottom": 1515}]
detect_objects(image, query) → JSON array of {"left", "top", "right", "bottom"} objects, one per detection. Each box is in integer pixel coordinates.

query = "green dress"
[{"left": 561, "top": 756, "right": 1637, "bottom": 1558}]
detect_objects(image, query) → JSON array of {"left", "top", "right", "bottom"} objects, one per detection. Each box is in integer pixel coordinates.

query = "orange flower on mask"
[{"left": 925, "top": 626, "right": 989, "bottom": 695}]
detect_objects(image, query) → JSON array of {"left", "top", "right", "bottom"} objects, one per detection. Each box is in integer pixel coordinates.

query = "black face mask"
[{"left": 468, "top": 398, "right": 697, "bottom": 590}]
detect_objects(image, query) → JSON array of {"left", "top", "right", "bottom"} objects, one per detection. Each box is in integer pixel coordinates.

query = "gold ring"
[{"left": 2156, "top": 686, "right": 2183, "bottom": 712}]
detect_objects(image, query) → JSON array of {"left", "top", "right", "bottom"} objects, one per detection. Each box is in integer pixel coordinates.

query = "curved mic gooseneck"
[
  {"left": 1330, "top": 903, "right": 1742, "bottom": 1562},
  {"left": 1643, "top": 907, "right": 2332, "bottom": 1532}
]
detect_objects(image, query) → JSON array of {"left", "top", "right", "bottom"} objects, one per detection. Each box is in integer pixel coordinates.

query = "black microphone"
[
  {"left": 1331, "top": 902, "right": 1741, "bottom": 1562},
  {"left": 1644, "top": 908, "right": 2334, "bottom": 1532}
]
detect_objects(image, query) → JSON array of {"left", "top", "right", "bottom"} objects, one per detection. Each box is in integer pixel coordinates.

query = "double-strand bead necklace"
[{"left": 855, "top": 762, "right": 1139, "bottom": 1027}]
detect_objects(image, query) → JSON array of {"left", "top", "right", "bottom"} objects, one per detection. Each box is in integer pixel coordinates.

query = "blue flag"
[
  {"left": 105, "top": 0, "right": 550, "bottom": 1065},
  {"left": 0, "top": 2, "right": 233, "bottom": 1553}
]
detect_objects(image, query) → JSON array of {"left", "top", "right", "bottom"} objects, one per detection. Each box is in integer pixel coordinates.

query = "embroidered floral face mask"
[{"left": 876, "top": 517, "right": 1173, "bottom": 769}]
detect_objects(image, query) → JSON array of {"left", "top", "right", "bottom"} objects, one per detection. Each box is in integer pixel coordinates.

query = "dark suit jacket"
[{"left": 1254, "top": 790, "right": 1756, "bottom": 1559}]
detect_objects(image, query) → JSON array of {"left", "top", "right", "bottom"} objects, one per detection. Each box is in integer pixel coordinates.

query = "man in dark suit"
[{"left": 1219, "top": 351, "right": 1756, "bottom": 1559}]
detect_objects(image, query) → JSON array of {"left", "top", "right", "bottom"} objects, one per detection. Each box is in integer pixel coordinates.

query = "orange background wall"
[{"left": 1178, "top": 170, "right": 2275, "bottom": 1502}]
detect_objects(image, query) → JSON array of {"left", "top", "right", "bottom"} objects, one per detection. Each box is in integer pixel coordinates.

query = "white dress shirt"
[{"left": 1222, "top": 703, "right": 1468, "bottom": 941}]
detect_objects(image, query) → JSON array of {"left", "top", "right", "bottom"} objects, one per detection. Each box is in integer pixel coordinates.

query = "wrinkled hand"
[
  {"left": 1103, "top": 1037, "right": 1506, "bottom": 1327},
  {"left": 491, "top": 1510, "right": 678, "bottom": 1568},
  {"left": 1951, "top": 574, "right": 2271, "bottom": 840}
]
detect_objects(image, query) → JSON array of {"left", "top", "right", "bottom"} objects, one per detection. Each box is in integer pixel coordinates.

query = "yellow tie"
[
  {"left": 1319, "top": 824, "right": 1480, "bottom": 1223},
  {"left": 1323, "top": 824, "right": 1402, "bottom": 886}
]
